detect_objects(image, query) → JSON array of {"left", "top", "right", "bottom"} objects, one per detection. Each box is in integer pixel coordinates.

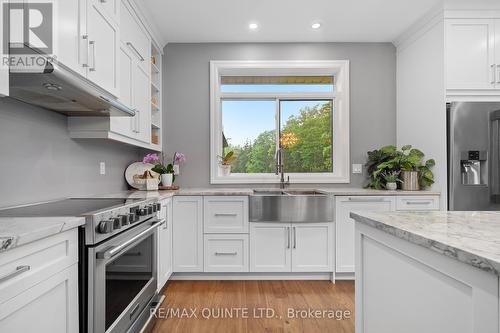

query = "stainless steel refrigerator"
[{"left": 448, "top": 102, "right": 500, "bottom": 210}]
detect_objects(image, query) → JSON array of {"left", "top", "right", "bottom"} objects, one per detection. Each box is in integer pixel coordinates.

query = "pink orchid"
[
  {"left": 174, "top": 152, "right": 186, "bottom": 164},
  {"left": 143, "top": 153, "right": 160, "bottom": 164}
]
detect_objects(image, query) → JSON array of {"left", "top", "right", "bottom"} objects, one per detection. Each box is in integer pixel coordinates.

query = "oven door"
[{"left": 88, "top": 218, "right": 164, "bottom": 333}]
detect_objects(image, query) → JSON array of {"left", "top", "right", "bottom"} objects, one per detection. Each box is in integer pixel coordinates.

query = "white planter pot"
[
  {"left": 219, "top": 164, "right": 231, "bottom": 176},
  {"left": 386, "top": 182, "right": 397, "bottom": 191},
  {"left": 161, "top": 174, "right": 173, "bottom": 187}
]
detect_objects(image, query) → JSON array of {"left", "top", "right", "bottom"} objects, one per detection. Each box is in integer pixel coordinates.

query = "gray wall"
[
  {"left": 164, "top": 43, "right": 396, "bottom": 188},
  {"left": 0, "top": 97, "right": 140, "bottom": 208}
]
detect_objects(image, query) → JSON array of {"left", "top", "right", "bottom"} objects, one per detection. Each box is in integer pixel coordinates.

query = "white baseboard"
[
  {"left": 171, "top": 272, "right": 334, "bottom": 281},
  {"left": 335, "top": 272, "right": 355, "bottom": 280}
]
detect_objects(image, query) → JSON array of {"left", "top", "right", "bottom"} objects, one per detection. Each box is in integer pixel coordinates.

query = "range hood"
[{"left": 9, "top": 59, "right": 135, "bottom": 117}]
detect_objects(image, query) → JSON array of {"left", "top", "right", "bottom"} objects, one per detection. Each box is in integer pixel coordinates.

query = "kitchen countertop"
[
  {"left": 0, "top": 216, "right": 85, "bottom": 252},
  {"left": 350, "top": 211, "right": 500, "bottom": 276},
  {"left": 86, "top": 187, "right": 440, "bottom": 199}
]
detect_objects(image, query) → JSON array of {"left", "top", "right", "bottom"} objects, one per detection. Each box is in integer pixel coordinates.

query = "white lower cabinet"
[
  {"left": 157, "top": 198, "right": 173, "bottom": 291},
  {"left": 336, "top": 196, "right": 396, "bottom": 273},
  {"left": 204, "top": 234, "right": 249, "bottom": 272},
  {"left": 250, "top": 222, "right": 333, "bottom": 273},
  {"left": 0, "top": 229, "right": 79, "bottom": 332},
  {"left": 173, "top": 196, "right": 203, "bottom": 272}
]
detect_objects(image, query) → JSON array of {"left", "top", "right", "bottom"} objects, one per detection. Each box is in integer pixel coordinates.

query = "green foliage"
[
  {"left": 228, "top": 102, "right": 332, "bottom": 174},
  {"left": 365, "top": 145, "right": 435, "bottom": 190},
  {"left": 381, "top": 171, "right": 401, "bottom": 183},
  {"left": 218, "top": 151, "right": 237, "bottom": 165},
  {"left": 151, "top": 163, "right": 176, "bottom": 182}
]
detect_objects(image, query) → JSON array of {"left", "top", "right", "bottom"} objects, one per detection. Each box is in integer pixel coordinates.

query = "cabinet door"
[
  {"left": 120, "top": 0, "right": 151, "bottom": 74},
  {"left": 291, "top": 223, "right": 333, "bottom": 272},
  {"left": 110, "top": 44, "right": 135, "bottom": 137},
  {"left": 173, "top": 196, "right": 203, "bottom": 272},
  {"left": 55, "top": 0, "right": 87, "bottom": 76},
  {"left": 98, "top": 0, "right": 119, "bottom": 24},
  {"left": 157, "top": 198, "right": 173, "bottom": 291},
  {"left": 87, "top": 0, "right": 119, "bottom": 96},
  {"left": 335, "top": 196, "right": 395, "bottom": 273},
  {"left": 133, "top": 65, "right": 151, "bottom": 143},
  {"left": 250, "top": 223, "right": 291, "bottom": 272},
  {"left": 0, "top": 265, "right": 78, "bottom": 333},
  {"left": 446, "top": 19, "right": 496, "bottom": 90}
]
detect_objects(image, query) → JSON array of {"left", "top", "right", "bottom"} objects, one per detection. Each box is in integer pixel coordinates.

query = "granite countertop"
[
  {"left": 0, "top": 216, "right": 85, "bottom": 252},
  {"left": 350, "top": 211, "right": 500, "bottom": 276}
]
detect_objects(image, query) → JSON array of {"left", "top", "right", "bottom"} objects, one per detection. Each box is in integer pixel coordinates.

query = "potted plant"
[
  {"left": 365, "top": 145, "right": 435, "bottom": 191},
  {"left": 381, "top": 171, "right": 401, "bottom": 190},
  {"left": 144, "top": 152, "right": 186, "bottom": 187},
  {"left": 218, "top": 151, "right": 236, "bottom": 176}
]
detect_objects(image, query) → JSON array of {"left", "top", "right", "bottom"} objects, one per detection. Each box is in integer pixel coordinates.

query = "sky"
[{"left": 221, "top": 83, "right": 333, "bottom": 147}]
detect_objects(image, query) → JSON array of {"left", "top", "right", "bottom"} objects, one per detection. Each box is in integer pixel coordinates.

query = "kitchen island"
[{"left": 350, "top": 211, "right": 500, "bottom": 333}]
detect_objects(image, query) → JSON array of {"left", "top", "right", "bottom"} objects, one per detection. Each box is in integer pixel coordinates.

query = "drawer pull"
[
  {"left": 215, "top": 252, "right": 237, "bottom": 256},
  {"left": 0, "top": 265, "right": 30, "bottom": 283},
  {"left": 348, "top": 198, "right": 387, "bottom": 203},
  {"left": 214, "top": 213, "right": 238, "bottom": 217},
  {"left": 405, "top": 201, "right": 432, "bottom": 205}
]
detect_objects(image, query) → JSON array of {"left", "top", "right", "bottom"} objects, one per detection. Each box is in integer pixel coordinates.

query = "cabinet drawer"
[
  {"left": 0, "top": 229, "right": 78, "bottom": 304},
  {"left": 396, "top": 196, "right": 440, "bottom": 211},
  {"left": 204, "top": 196, "right": 249, "bottom": 233},
  {"left": 204, "top": 234, "right": 249, "bottom": 272}
]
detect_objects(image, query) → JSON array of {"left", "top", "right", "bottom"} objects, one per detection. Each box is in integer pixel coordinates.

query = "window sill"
[{"left": 210, "top": 173, "right": 350, "bottom": 184}]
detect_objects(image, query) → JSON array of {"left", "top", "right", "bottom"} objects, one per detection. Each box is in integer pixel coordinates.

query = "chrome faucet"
[{"left": 275, "top": 148, "right": 290, "bottom": 189}]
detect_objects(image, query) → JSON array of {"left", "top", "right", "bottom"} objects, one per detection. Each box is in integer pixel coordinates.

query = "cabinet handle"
[
  {"left": 293, "top": 227, "right": 297, "bottom": 249},
  {"left": 82, "top": 34, "right": 89, "bottom": 67},
  {"left": 491, "top": 64, "right": 496, "bottom": 84},
  {"left": 127, "top": 42, "right": 145, "bottom": 62},
  {"left": 286, "top": 227, "right": 290, "bottom": 249},
  {"left": 214, "top": 213, "right": 237, "bottom": 217},
  {"left": 89, "top": 40, "right": 96, "bottom": 72},
  {"left": 0, "top": 265, "right": 30, "bottom": 283},
  {"left": 215, "top": 252, "right": 237, "bottom": 256},
  {"left": 100, "top": 0, "right": 107, "bottom": 2},
  {"left": 347, "top": 197, "right": 387, "bottom": 203},
  {"left": 405, "top": 201, "right": 432, "bottom": 205},
  {"left": 497, "top": 65, "right": 500, "bottom": 84},
  {"left": 136, "top": 110, "right": 140, "bottom": 133}
]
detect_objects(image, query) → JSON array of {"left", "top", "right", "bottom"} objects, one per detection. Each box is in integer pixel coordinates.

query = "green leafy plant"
[
  {"left": 381, "top": 171, "right": 401, "bottom": 184},
  {"left": 365, "top": 145, "right": 435, "bottom": 190},
  {"left": 218, "top": 151, "right": 237, "bottom": 165}
]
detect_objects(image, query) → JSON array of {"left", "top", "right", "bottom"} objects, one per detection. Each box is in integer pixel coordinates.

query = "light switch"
[
  {"left": 352, "top": 164, "right": 363, "bottom": 174},
  {"left": 100, "top": 162, "right": 106, "bottom": 175}
]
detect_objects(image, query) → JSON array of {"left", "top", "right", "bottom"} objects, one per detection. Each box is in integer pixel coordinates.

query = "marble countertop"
[
  {"left": 86, "top": 187, "right": 440, "bottom": 200},
  {"left": 0, "top": 216, "right": 85, "bottom": 252},
  {"left": 350, "top": 211, "right": 500, "bottom": 276}
]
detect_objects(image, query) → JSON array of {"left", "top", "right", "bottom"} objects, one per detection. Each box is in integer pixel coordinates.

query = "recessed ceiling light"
[
  {"left": 311, "top": 22, "right": 321, "bottom": 30},
  {"left": 249, "top": 23, "right": 259, "bottom": 30}
]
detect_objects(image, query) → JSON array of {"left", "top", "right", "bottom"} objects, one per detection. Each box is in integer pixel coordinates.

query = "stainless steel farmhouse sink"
[{"left": 250, "top": 189, "right": 333, "bottom": 223}]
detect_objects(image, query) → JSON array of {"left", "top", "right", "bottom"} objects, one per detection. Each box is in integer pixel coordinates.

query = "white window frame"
[{"left": 210, "top": 60, "right": 350, "bottom": 184}]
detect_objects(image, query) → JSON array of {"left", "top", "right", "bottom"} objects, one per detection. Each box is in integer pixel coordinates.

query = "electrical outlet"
[
  {"left": 352, "top": 164, "right": 363, "bottom": 174},
  {"left": 99, "top": 162, "right": 106, "bottom": 175}
]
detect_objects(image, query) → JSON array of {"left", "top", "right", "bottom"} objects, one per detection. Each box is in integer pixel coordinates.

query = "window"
[{"left": 211, "top": 61, "right": 350, "bottom": 184}]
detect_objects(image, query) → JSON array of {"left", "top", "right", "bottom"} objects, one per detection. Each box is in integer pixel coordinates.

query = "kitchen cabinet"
[
  {"left": 446, "top": 19, "right": 499, "bottom": 91},
  {"left": 250, "top": 223, "right": 291, "bottom": 272},
  {"left": 249, "top": 222, "right": 333, "bottom": 273},
  {"left": 203, "top": 196, "right": 249, "bottom": 234},
  {"left": 0, "top": 229, "right": 79, "bottom": 332},
  {"left": 335, "top": 196, "right": 396, "bottom": 273},
  {"left": 120, "top": 0, "right": 151, "bottom": 74},
  {"left": 86, "top": 0, "right": 119, "bottom": 96},
  {"left": 132, "top": 65, "right": 151, "bottom": 143},
  {"left": 173, "top": 196, "right": 204, "bottom": 272},
  {"left": 204, "top": 234, "right": 249, "bottom": 272},
  {"left": 157, "top": 198, "right": 173, "bottom": 291}
]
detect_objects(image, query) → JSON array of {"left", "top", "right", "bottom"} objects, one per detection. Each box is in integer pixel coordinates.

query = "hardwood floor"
[{"left": 151, "top": 280, "right": 355, "bottom": 333}]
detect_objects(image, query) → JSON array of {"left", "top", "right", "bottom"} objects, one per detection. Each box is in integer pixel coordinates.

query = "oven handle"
[{"left": 96, "top": 219, "right": 165, "bottom": 260}]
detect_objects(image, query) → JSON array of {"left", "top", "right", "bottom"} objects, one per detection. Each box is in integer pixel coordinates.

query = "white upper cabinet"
[
  {"left": 446, "top": 19, "right": 498, "bottom": 91},
  {"left": 120, "top": 1, "right": 151, "bottom": 74},
  {"left": 133, "top": 65, "right": 152, "bottom": 143},
  {"left": 111, "top": 44, "right": 135, "bottom": 136},
  {"left": 86, "top": 0, "right": 119, "bottom": 96},
  {"left": 97, "top": 0, "right": 119, "bottom": 24}
]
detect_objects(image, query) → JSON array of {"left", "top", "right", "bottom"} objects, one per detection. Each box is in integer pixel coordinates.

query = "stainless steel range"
[{"left": 0, "top": 197, "right": 164, "bottom": 333}]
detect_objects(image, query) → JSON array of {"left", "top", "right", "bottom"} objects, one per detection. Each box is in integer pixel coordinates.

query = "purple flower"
[
  {"left": 174, "top": 152, "right": 186, "bottom": 164},
  {"left": 143, "top": 153, "right": 160, "bottom": 164}
]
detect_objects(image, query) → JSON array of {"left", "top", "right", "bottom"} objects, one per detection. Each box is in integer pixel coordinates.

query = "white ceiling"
[{"left": 141, "top": 0, "right": 443, "bottom": 45}]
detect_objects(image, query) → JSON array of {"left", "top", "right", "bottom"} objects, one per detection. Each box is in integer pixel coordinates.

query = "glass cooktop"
[{"left": 0, "top": 198, "right": 143, "bottom": 217}]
